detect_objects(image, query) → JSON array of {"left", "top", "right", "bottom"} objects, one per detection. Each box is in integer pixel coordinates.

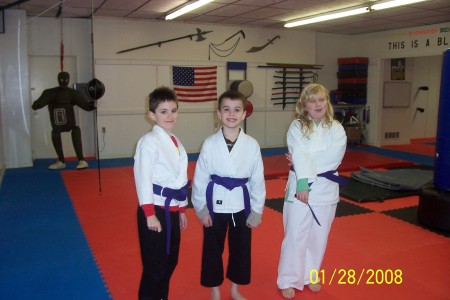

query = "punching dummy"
[{"left": 32, "top": 72, "right": 96, "bottom": 169}]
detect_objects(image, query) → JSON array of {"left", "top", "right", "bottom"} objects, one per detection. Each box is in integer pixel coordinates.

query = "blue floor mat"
[{"left": 0, "top": 168, "right": 110, "bottom": 299}]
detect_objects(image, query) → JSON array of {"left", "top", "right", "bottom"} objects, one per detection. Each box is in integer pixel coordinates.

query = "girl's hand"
[
  {"left": 201, "top": 215, "right": 213, "bottom": 227},
  {"left": 285, "top": 152, "right": 293, "bottom": 167},
  {"left": 146, "top": 215, "right": 162, "bottom": 232},
  {"left": 179, "top": 212, "right": 187, "bottom": 230},
  {"left": 296, "top": 190, "right": 309, "bottom": 204}
]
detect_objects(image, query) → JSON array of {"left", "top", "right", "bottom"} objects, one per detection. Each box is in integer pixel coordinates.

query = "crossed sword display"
[{"left": 117, "top": 28, "right": 280, "bottom": 54}]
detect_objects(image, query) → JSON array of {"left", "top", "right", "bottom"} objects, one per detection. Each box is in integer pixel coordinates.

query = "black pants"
[
  {"left": 51, "top": 126, "right": 84, "bottom": 162},
  {"left": 201, "top": 210, "right": 251, "bottom": 287},
  {"left": 137, "top": 206, "right": 180, "bottom": 300}
]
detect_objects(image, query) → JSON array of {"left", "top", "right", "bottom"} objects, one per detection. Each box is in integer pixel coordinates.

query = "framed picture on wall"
[
  {"left": 383, "top": 81, "right": 411, "bottom": 108},
  {"left": 391, "top": 58, "right": 405, "bottom": 80}
]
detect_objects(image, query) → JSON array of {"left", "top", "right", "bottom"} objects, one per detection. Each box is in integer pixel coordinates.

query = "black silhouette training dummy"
[{"left": 32, "top": 72, "right": 96, "bottom": 169}]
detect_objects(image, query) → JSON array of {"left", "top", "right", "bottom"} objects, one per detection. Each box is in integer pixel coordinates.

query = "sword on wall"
[
  {"left": 246, "top": 35, "right": 280, "bottom": 53},
  {"left": 117, "top": 28, "right": 213, "bottom": 54}
]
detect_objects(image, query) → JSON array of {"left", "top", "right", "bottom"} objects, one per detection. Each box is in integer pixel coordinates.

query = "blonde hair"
[{"left": 295, "top": 83, "right": 334, "bottom": 138}]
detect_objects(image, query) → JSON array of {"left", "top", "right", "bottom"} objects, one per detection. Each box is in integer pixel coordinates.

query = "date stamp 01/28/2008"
[{"left": 310, "top": 269, "right": 403, "bottom": 285}]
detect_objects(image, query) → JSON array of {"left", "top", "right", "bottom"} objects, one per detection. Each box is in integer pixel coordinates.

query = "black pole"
[
  {"left": 90, "top": 0, "right": 102, "bottom": 194},
  {"left": 94, "top": 107, "right": 102, "bottom": 193}
]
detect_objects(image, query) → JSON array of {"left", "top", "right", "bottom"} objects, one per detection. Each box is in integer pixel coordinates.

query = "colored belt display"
[
  {"left": 290, "top": 167, "right": 348, "bottom": 226},
  {"left": 153, "top": 181, "right": 190, "bottom": 255},
  {"left": 206, "top": 175, "right": 250, "bottom": 219}
]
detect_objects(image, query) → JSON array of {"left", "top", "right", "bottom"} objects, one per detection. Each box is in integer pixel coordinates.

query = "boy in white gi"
[
  {"left": 134, "top": 87, "right": 189, "bottom": 300},
  {"left": 277, "top": 84, "right": 347, "bottom": 299},
  {"left": 192, "top": 90, "right": 266, "bottom": 300}
]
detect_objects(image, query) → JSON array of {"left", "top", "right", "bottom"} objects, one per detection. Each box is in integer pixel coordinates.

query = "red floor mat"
[
  {"left": 63, "top": 167, "right": 449, "bottom": 300},
  {"left": 382, "top": 144, "right": 435, "bottom": 156},
  {"left": 341, "top": 195, "right": 419, "bottom": 212},
  {"left": 262, "top": 150, "right": 414, "bottom": 179},
  {"left": 62, "top": 167, "right": 141, "bottom": 300},
  {"left": 410, "top": 138, "right": 436, "bottom": 144},
  {"left": 339, "top": 150, "right": 415, "bottom": 171},
  {"left": 382, "top": 137, "right": 435, "bottom": 156}
]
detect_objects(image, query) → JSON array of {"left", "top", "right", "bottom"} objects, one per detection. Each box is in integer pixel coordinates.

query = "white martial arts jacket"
[
  {"left": 192, "top": 128, "right": 266, "bottom": 215},
  {"left": 286, "top": 119, "right": 347, "bottom": 205},
  {"left": 134, "top": 125, "right": 189, "bottom": 208}
]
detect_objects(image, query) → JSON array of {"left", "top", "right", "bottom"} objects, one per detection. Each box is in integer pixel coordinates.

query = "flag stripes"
[{"left": 173, "top": 66, "right": 217, "bottom": 102}]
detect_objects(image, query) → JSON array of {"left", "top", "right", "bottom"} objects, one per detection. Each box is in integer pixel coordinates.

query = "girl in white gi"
[
  {"left": 134, "top": 87, "right": 189, "bottom": 300},
  {"left": 192, "top": 90, "right": 266, "bottom": 300},
  {"left": 277, "top": 84, "right": 347, "bottom": 299}
]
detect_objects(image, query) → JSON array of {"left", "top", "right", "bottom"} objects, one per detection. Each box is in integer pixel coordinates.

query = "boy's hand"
[
  {"left": 246, "top": 210, "right": 262, "bottom": 229},
  {"left": 179, "top": 212, "right": 187, "bottom": 230},
  {"left": 246, "top": 220, "right": 260, "bottom": 229},
  {"left": 146, "top": 215, "right": 162, "bottom": 232},
  {"left": 200, "top": 215, "right": 213, "bottom": 227},
  {"left": 296, "top": 190, "right": 309, "bottom": 204}
]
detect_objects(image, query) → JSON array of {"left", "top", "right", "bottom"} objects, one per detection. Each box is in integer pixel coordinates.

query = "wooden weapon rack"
[{"left": 259, "top": 63, "right": 323, "bottom": 109}]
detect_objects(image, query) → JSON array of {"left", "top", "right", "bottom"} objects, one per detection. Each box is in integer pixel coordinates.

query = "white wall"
[
  {"left": 0, "top": 60, "right": 4, "bottom": 182},
  {"left": 316, "top": 33, "right": 355, "bottom": 90},
  {"left": 0, "top": 10, "right": 32, "bottom": 168},
  {"left": 92, "top": 18, "right": 317, "bottom": 157},
  {"left": 1, "top": 11, "right": 449, "bottom": 167},
  {"left": 339, "top": 22, "right": 450, "bottom": 146},
  {"left": 380, "top": 56, "right": 442, "bottom": 145}
]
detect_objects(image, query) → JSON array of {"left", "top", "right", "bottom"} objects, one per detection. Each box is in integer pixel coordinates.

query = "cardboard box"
[{"left": 344, "top": 125, "right": 362, "bottom": 143}]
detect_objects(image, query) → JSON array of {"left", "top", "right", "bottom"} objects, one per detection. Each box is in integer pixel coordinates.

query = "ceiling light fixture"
[
  {"left": 284, "top": 7, "right": 369, "bottom": 28},
  {"left": 165, "top": 0, "right": 213, "bottom": 20},
  {"left": 284, "top": 0, "right": 430, "bottom": 28},
  {"left": 371, "top": 0, "right": 428, "bottom": 11}
]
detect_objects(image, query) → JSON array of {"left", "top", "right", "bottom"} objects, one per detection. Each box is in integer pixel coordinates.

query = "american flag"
[{"left": 172, "top": 66, "right": 217, "bottom": 102}]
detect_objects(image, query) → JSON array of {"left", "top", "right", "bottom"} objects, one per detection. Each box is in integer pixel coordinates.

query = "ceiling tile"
[{"left": 0, "top": 0, "right": 448, "bottom": 35}]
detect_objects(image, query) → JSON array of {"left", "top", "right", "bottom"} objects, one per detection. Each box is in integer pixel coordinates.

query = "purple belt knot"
[{"left": 206, "top": 175, "right": 250, "bottom": 219}]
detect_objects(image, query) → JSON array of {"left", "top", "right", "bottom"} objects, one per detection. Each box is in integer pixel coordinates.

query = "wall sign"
[{"left": 386, "top": 25, "right": 449, "bottom": 51}]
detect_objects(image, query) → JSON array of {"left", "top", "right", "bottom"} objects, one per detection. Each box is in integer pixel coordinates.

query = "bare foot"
[
  {"left": 230, "top": 282, "right": 247, "bottom": 300},
  {"left": 280, "top": 288, "right": 295, "bottom": 299},
  {"left": 210, "top": 286, "right": 220, "bottom": 300},
  {"left": 307, "top": 283, "right": 321, "bottom": 292}
]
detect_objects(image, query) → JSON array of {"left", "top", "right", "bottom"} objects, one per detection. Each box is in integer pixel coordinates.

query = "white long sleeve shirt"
[
  {"left": 192, "top": 128, "right": 266, "bottom": 215},
  {"left": 134, "top": 125, "right": 189, "bottom": 211},
  {"left": 286, "top": 120, "right": 347, "bottom": 205}
]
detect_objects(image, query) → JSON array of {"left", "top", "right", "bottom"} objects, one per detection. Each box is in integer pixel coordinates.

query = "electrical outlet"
[{"left": 102, "top": 127, "right": 106, "bottom": 133}]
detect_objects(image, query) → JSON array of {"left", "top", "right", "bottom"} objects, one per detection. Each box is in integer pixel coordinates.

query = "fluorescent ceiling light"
[
  {"left": 371, "top": 0, "right": 428, "bottom": 10},
  {"left": 165, "top": 0, "right": 213, "bottom": 20},
  {"left": 285, "top": 7, "right": 369, "bottom": 28}
]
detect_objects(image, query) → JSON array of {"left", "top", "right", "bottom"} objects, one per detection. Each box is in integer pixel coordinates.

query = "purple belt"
[
  {"left": 290, "top": 167, "right": 348, "bottom": 185},
  {"left": 153, "top": 181, "right": 190, "bottom": 255},
  {"left": 206, "top": 175, "right": 250, "bottom": 219},
  {"left": 290, "top": 168, "right": 348, "bottom": 226}
]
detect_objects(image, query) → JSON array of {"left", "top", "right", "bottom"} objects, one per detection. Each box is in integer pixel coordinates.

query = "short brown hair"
[
  {"left": 149, "top": 86, "right": 178, "bottom": 113},
  {"left": 218, "top": 90, "right": 246, "bottom": 110}
]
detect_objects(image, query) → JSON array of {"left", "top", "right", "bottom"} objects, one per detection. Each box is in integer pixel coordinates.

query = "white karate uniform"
[
  {"left": 134, "top": 125, "right": 189, "bottom": 208},
  {"left": 277, "top": 119, "right": 346, "bottom": 291},
  {"left": 191, "top": 128, "right": 265, "bottom": 216}
]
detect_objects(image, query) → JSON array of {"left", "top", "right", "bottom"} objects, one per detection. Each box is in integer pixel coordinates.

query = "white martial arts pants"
[{"left": 277, "top": 201, "right": 337, "bottom": 290}]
